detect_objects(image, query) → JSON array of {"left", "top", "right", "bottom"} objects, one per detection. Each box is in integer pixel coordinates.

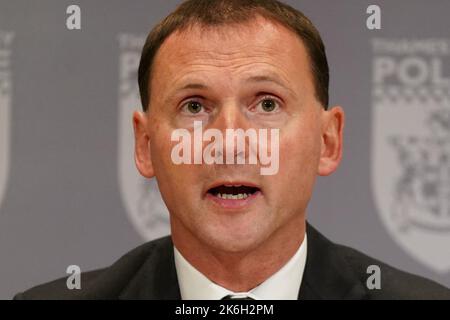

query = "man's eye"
[
  {"left": 256, "top": 98, "right": 280, "bottom": 113},
  {"left": 182, "top": 101, "right": 205, "bottom": 114}
]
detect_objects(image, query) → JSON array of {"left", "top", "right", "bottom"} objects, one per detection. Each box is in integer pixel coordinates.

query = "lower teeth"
[{"left": 216, "top": 193, "right": 249, "bottom": 200}]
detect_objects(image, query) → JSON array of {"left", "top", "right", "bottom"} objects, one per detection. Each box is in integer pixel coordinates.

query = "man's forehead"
[
  {"left": 147, "top": 16, "right": 315, "bottom": 108},
  {"left": 154, "top": 16, "right": 308, "bottom": 67}
]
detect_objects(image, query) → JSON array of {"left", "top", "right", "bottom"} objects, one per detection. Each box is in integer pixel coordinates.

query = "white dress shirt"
[{"left": 174, "top": 233, "right": 307, "bottom": 300}]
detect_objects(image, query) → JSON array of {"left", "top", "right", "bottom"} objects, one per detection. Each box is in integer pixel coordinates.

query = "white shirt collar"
[{"left": 174, "top": 233, "right": 307, "bottom": 300}]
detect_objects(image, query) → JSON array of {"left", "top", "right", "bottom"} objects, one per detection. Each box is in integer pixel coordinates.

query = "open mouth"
[{"left": 207, "top": 184, "right": 261, "bottom": 200}]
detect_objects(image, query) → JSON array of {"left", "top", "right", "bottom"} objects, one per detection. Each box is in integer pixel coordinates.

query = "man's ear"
[
  {"left": 317, "top": 106, "right": 345, "bottom": 176},
  {"left": 133, "top": 111, "right": 155, "bottom": 178}
]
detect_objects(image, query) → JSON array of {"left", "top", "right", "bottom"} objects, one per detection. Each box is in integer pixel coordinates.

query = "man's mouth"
[
  {"left": 206, "top": 182, "right": 262, "bottom": 209},
  {"left": 207, "top": 184, "right": 260, "bottom": 200}
]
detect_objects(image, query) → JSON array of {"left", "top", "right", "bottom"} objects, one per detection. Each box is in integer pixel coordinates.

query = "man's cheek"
[{"left": 278, "top": 135, "right": 304, "bottom": 170}]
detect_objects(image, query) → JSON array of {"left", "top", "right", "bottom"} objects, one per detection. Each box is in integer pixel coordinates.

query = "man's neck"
[{"left": 171, "top": 214, "right": 306, "bottom": 292}]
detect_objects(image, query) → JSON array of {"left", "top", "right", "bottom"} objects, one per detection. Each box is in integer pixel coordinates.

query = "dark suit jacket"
[{"left": 14, "top": 223, "right": 450, "bottom": 300}]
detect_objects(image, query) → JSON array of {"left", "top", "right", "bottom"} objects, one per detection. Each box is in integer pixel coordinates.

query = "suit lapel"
[
  {"left": 298, "top": 223, "right": 368, "bottom": 300},
  {"left": 119, "top": 236, "right": 181, "bottom": 300}
]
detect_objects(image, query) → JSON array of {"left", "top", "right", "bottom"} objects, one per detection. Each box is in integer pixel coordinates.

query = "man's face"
[{"left": 134, "top": 17, "right": 343, "bottom": 253}]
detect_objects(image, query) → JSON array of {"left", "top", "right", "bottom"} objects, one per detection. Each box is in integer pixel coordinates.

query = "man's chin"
[
  {"left": 200, "top": 226, "right": 270, "bottom": 254},
  {"left": 172, "top": 205, "right": 273, "bottom": 253}
]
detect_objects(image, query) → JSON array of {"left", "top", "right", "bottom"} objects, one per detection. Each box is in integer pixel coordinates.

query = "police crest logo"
[
  {"left": 0, "top": 31, "right": 13, "bottom": 210},
  {"left": 371, "top": 38, "right": 450, "bottom": 273},
  {"left": 117, "top": 33, "right": 170, "bottom": 241}
]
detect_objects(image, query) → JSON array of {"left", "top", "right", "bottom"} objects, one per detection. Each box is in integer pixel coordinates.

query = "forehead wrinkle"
[
  {"left": 169, "top": 48, "right": 288, "bottom": 70},
  {"left": 180, "top": 60, "right": 294, "bottom": 86},
  {"left": 158, "top": 57, "right": 285, "bottom": 97},
  {"left": 165, "top": 46, "right": 295, "bottom": 78}
]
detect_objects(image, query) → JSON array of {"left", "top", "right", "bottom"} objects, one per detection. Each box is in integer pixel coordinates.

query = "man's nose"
[
  {"left": 211, "top": 101, "right": 248, "bottom": 131},
  {"left": 208, "top": 101, "right": 252, "bottom": 163}
]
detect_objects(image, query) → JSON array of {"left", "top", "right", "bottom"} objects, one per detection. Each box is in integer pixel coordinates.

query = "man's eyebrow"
[
  {"left": 168, "top": 82, "right": 209, "bottom": 99},
  {"left": 245, "top": 75, "right": 295, "bottom": 94},
  {"left": 177, "top": 83, "right": 209, "bottom": 91},
  {"left": 164, "top": 82, "right": 209, "bottom": 103}
]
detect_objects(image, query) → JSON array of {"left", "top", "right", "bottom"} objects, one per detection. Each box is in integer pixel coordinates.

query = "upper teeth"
[{"left": 217, "top": 193, "right": 249, "bottom": 200}]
